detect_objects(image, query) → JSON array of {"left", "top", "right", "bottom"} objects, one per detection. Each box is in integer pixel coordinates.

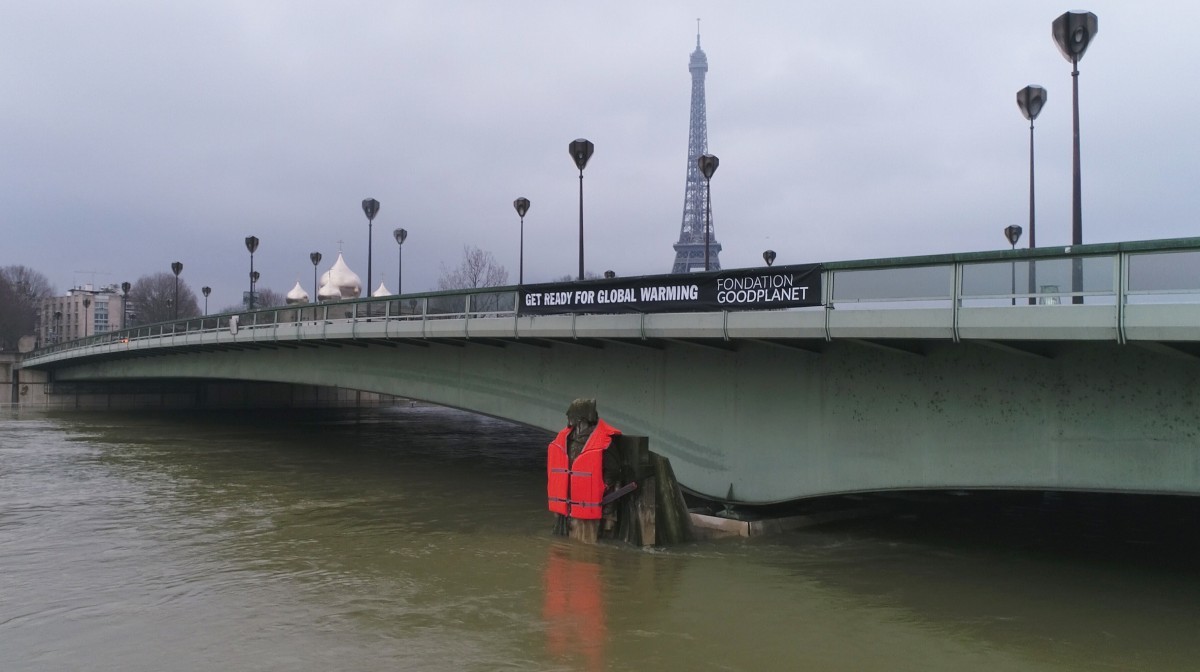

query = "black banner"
[{"left": 518, "top": 264, "right": 823, "bottom": 315}]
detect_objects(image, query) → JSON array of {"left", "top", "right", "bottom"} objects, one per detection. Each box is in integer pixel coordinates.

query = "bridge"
[{"left": 18, "top": 237, "right": 1200, "bottom": 504}]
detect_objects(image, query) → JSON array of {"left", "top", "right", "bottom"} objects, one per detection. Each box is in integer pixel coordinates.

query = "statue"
[{"left": 547, "top": 399, "right": 621, "bottom": 541}]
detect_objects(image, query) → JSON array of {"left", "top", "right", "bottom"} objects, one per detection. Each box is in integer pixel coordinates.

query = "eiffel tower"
[{"left": 671, "top": 25, "right": 721, "bottom": 274}]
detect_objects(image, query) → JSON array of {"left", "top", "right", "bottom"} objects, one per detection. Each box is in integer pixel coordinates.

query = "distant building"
[{"left": 37, "top": 284, "right": 128, "bottom": 346}]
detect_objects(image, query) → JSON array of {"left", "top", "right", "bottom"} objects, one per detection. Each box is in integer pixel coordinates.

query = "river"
[{"left": 2, "top": 405, "right": 1198, "bottom": 671}]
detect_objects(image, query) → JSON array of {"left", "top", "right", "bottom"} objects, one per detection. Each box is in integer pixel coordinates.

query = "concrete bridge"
[{"left": 17, "top": 237, "right": 1200, "bottom": 503}]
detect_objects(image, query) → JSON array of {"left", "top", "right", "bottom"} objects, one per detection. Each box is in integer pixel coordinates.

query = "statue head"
[{"left": 566, "top": 398, "right": 598, "bottom": 432}]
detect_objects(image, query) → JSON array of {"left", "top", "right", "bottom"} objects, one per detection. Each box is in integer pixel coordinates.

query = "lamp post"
[
  {"left": 82, "top": 298, "right": 91, "bottom": 337},
  {"left": 513, "top": 197, "right": 530, "bottom": 285},
  {"left": 310, "top": 252, "right": 322, "bottom": 302},
  {"left": 170, "top": 261, "right": 183, "bottom": 320},
  {"left": 393, "top": 228, "right": 407, "bottom": 296},
  {"left": 251, "top": 271, "right": 260, "bottom": 307},
  {"left": 763, "top": 250, "right": 776, "bottom": 267},
  {"left": 1004, "top": 225, "right": 1023, "bottom": 306},
  {"left": 569, "top": 139, "right": 594, "bottom": 281},
  {"left": 697, "top": 153, "right": 720, "bottom": 271},
  {"left": 245, "top": 235, "right": 259, "bottom": 310},
  {"left": 363, "top": 198, "right": 380, "bottom": 301},
  {"left": 1017, "top": 84, "right": 1047, "bottom": 305},
  {"left": 392, "top": 228, "right": 409, "bottom": 296},
  {"left": 1053, "top": 10, "right": 1098, "bottom": 304},
  {"left": 120, "top": 281, "right": 130, "bottom": 330},
  {"left": 54, "top": 310, "right": 62, "bottom": 343},
  {"left": 202, "top": 286, "right": 211, "bottom": 315}
]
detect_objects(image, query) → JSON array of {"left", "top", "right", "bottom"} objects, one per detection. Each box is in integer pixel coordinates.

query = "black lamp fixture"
[
  {"left": 513, "top": 197, "right": 530, "bottom": 285},
  {"left": 245, "top": 235, "right": 259, "bottom": 310},
  {"left": 362, "top": 198, "right": 380, "bottom": 301},
  {"left": 763, "top": 250, "right": 776, "bottom": 267},
  {"left": 1017, "top": 84, "right": 1047, "bottom": 305},
  {"left": 1004, "top": 225, "right": 1023, "bottom": 306},
  {"left": 1052, "top": 10, "right": 1097, "bottom": 304},
  {"left": 393, "top": 228, "right": 407, "bottom": 296},
  {"left": 170, "top": 261, "right": 183, "bottom": 320},
  {"left": 697, "top": 153, "right": 720, "bottom": 271},
  {"left": 569, "top": 139, "right": 594, "bottom": 281},
  {"left": 120, "top": 281, "right": 131, "bottom": 330},
  {"left": 310, "top": 251, "right": 323, "bottom": 302}
]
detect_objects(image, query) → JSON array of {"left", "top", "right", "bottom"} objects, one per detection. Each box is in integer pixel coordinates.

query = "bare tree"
[
  {"left": 437, "top": 246, "right": 509, "bottom": 290},
  {"left": 0, "top": 265, "right": 55, "bottom": 349},
  {"left": 128, "top": 272, "right": 201, "bottom": 324},
  {"left": 552, "top": 271, "right": 604, "bottom": 282},
  {"left": 255, "top": 287, "right": 286, "bottom": 308}
]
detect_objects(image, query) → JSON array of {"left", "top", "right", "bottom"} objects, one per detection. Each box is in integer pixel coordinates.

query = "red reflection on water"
[{"left": 542, "top": 545, "right": 607, "bottom": 672}]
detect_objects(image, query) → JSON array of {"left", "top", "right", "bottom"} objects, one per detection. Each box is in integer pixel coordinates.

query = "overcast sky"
[{"left": 2, "top": 1, "right": 1197, "bottom": 307}]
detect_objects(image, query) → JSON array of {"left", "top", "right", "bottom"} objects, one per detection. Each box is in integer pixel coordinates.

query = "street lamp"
[
  {"left": 245, "top": 235, "right": 259, "bottom": 310},
  {"left": 53, "top": 310, "right": 62, "bottom": 344},
  {"left": 513, "top": 197, "right": 530, "bottom": 285},
  {"left": 202, "top": 286, "right": 211, "bottom": 315},
  {"left": 763, "top": 250, "right": 776, "bottom": 267},
  {"left": 1052, "top": 10, "right": 1098, "bottom": 304},
  {"left": 171, "top": 261, "right": 183, "bottom": 320},
  {"left": 363, "top": 198, "right": 380, "bottom": 301},
  {"left": 569, "top": 139, "right": 594, "bottom": 281},
  {"left": 697, "top": 153, "right": 719, "bottom": 271},
  {"left": 1004, "top": 225, "right": 1023, "bottom": 306},
  {"left": 120, "top": 281, "right": 131, "bottom": 330},
  {"left": 604, "top": 270, "right": 616, "bottom": 279},
  {"left": 310, "top": 251, "right": 322, "bottom": 302},
  {"left": 393, "top": 228, "right": 407, "bottom": 296},
  {"left": 1017, "top": 84, "right": 1047, "bottom": 306},
  {"left": 82, "top": 297, "right": 91, "bottom": 337}
]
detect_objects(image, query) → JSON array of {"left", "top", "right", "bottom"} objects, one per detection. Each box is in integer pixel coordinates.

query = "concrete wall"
[{"left": 39, "top": 337, "right": 1200, "bottom": 503}]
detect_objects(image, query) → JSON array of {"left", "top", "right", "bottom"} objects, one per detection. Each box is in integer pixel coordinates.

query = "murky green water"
[{"left": 2, "top": 406, "right": 1198, "bottom": 671}]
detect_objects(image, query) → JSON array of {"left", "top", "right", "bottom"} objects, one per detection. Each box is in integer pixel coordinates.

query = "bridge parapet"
[{"left": 20, "top": 236, "right": 1200, "bottom": 369}]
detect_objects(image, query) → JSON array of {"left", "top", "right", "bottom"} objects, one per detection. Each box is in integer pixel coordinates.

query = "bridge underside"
[{"left": 39, "top": 332, "right": 1200, "bottom": 503}]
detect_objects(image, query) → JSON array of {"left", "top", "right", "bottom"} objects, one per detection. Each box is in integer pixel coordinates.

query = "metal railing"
[{"left": 28, "top": 236, "right": 1200, "bottom": 358}]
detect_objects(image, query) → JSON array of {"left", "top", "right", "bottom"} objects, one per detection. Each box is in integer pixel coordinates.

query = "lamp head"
[
  {"left": 1005, "top": 225, "right": 1024, "bottom": 247},
  {"left": 310, "top": 251, "right": 322, "bottom": 266},
  {"left": 202, "top": 286, "right": 211, "bottom": 297},
  {"left": 513, "top": 197, "right": 530, "bottom": 218},
  {"left": 362, "top": 198, "right": 380, "bottom": 222},
  {"left": 245, "top": 235, "right": 259, "bottom": 254},
  {"left": 697, "top": 153, "right": 720, "bottom": 180},
  {"left": 171, "top": 261, "right": 183, "bottom": 276},
  {"left": 568, "top": 139, "right": 594, "bottom": 171},
  {"left": 763, "top": 250, "right": 777, "bottom": 267},
  {"left": 1017, "top": 85, "right": 1048, "bottom": 121},
  {"left": 394, "top": 228, "right": 408, "bottom": 245},
  {"left": 1052, "top": 11, "right": 1098, "bottom": 63}
]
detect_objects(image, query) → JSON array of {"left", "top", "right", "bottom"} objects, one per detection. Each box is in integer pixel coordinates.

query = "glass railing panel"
[
  {"left": 1127, "top": 250, "right": 1200, "bottom": 303},
  {"left": 832, "top": 265, "right": 953, "bottom": 307},
  {"left": 427, "top": 294, "right": 466, "bottom": 317},
  {"left": 469, "top": 291, "right": 515, "bottom": 316}
]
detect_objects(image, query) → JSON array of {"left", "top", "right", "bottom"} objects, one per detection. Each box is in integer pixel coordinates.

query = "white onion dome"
[
  {"left": 286, "top": 280, "right": 309, "bottom": 304},
  {"left": 324, "top": 253, "right": 362, "bottom": 299},
  {"left": 317, "top": 280, "right": 340, "bottom": 302},
  {"left": 372, "top": 281, "right": 392, "bottom": 297}
]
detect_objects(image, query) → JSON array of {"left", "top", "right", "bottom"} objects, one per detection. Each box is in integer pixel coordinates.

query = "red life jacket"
[{"left": 547, "top": 419, "right": 621, "bottom": 520}]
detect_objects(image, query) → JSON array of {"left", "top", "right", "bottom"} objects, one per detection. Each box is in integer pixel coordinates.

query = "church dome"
[
  {"left": 317, "top": 280, "right": 340, "bottom": 302},
  {"left": 372, "top": 281, "right": 392, "bottom": 297},
  {"left": 286, "top": 280, "right": 309, "bottom": 304},
  {"left": 322, "top": 253, "right": 362, "bottom": 300}
]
